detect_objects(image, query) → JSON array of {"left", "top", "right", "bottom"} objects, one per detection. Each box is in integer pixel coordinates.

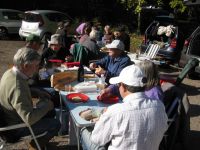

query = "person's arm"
[
  {"left": 30, "top": 87, "right": 51, "bottom": 99},
  {"left": 40, "top": 48, "right": 49, "bottom": 67},
  {"left": 106, "top": 56, "right": 131, "bottom": 78},
  {"left": 95, "top": 56, "right": 109, "bottom": 68},
  {"left": 90, "top": 56, "right": 109, "bottom": 70},
  {"left": 91, "top": 112, "right": 113, "bottom": 145},
  {"left": 10, "top": 84, "right": 53, "bottom": 125},
  {"left": 109, "top": 84, "right": 120, "bottom": 96}
]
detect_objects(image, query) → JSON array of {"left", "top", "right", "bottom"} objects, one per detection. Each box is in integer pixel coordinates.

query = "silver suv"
[
  {"left": 0, "top": 9, "right": 23, "bottom": 38},
  {"left": 19, "top": 10, "right": 72, "bottom": 41}
]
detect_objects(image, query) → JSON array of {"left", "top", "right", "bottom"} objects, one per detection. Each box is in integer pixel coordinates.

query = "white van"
[{"left": 19, "top": 10, "right": 72, "bottom": 41}]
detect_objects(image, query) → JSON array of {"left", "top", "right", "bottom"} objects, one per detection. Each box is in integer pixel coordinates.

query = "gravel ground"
[{"left": 0, "top": 39, "right": 200, "bottom": 150}]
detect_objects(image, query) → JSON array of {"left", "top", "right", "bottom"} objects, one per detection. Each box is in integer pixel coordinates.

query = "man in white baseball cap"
[
  {"left": 89, "top": 39, "right": 131, "bottom": 84},
  {"left": 81, "top": 64, "right": 168, "bottom": 150}
]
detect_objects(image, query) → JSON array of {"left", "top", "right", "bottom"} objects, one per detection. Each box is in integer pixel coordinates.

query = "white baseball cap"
[
  {"left": 48, "top": 34, "right": 61, "bottom": 45},
  {"left": 106, "top": 40, "right": 125, "bottom": 51},
  {"left": 109, "top": 65, "right": 146, "bottom": 87}
]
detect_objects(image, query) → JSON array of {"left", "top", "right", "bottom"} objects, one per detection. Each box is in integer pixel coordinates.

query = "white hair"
[
  {"left": 89, "top": 28, "right": 98, "bottom": 40},
  {"left": 13, "top": 47, "right": 41, "bottom": 69}
]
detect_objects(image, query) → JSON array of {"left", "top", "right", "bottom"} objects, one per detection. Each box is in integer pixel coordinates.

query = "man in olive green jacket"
[{"left": 0, "top": 47, "right": 60, "bottom": 149}]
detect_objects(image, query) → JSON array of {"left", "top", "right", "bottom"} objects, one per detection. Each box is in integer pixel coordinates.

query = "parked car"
[
  {"left": 19, "top": 10, "right": 72, "bottom": 41},
  {"left": 179, "top": 26, "right": 200, "bottom": 76},
  {"left": 178, "top": 0, "right": 200, "bottom": 77},
  {"left": 0, "top": 9, "right": 23, "bottom": 38},
  {"left": 140, "top": 16, "right": 185, "bottom": 64}
]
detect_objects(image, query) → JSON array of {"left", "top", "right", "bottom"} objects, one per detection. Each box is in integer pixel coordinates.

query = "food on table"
[
  {"left": 79, "top": 108, "right": 103, "bottom": 121},
  {"left": 79, "top": 108, "right": 94, "bottom": 121},
  {"left": 66, "top": 93, "right": 89, "bottom": 103},
  {"left": 83, "top": 74, "right": 95, "bottom": 78},
  {"left": 71, "top": 96, "right": 82, "bottom": 102}
]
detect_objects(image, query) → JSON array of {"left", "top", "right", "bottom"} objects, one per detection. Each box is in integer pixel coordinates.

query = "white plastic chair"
[{"left": 143, "top": 43, "right": 160, "bottom": 59}]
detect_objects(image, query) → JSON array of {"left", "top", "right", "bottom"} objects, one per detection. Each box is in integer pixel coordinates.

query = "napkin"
[{"left": 74, "top": 81, "right": 97, "bottom": 93}]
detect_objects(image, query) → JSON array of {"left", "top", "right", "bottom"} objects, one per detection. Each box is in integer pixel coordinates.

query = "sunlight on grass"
[{"left": 130, "top": 33, "right": 143, "bottom": 53}]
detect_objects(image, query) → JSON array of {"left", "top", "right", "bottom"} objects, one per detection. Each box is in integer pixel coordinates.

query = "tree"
[
  {"left": 120, "top": 0, "right": 187, "bottom": 34},
  {"left": 169, "top": 0, "right": 187, "bottom": 13}
]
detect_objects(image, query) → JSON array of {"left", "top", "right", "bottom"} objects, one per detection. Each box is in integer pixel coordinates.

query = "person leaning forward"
[
  {"left": 81, "top": 65, "right": 168, "bottom": 150},
  {"left": 0, "top": 47, "right": 60, "bottom": 150},
  {"left": 89, "top": 40, "right": 131, "bottom": 84}
]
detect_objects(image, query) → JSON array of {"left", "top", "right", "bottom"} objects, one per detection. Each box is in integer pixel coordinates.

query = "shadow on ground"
[{"left": 179, "top": 83, "right": 200, "bottom": 96}]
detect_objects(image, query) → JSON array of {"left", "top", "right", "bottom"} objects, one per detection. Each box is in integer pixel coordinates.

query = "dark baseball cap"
[{"left": 26, "top": 34, "right": 42, "bottom": 44}]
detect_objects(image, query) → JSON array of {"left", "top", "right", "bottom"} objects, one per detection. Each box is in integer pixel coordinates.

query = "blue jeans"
[
  {"left": 15, "top": 118, "right": 61, "bottom": 148},
  {"left": 81, "top": 128, "right": 107, "bottom": 150}
]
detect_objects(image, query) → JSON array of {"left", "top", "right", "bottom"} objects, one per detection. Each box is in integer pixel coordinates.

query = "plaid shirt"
[{"left": 91, "top": 92, "right": 168, "bottom": 150}]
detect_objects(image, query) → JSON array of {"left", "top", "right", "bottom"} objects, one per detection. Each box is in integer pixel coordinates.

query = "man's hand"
[
  {"left": 99, "top": 88, "right": 112, "bottom": 100},
  {"left": 65, "top": 55, "right": 73, "bottom": 62},
  {"left": 95, "top": 66, "right": 105, "bottom": 75},
  {"left": 89, "top": 63, "right": 97, "bottom": 70},
  {"left": 103, "top": 107, "right": 108, "bottom": 113}
]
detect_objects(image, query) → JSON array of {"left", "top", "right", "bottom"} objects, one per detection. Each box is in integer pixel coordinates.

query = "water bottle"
[{"left": 97, "top": 74, "right": 106, "bottom": 90}]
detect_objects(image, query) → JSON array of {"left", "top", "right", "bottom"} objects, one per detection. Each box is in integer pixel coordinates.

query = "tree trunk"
[{"left": 137, "top": 12, "right": 141, "bottom": 35}]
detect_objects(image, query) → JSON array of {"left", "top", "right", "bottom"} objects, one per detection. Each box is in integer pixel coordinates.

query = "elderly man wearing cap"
[
  {"left": 81, "top": 64, "right": 168, "bottom": 150},
  {"left": 26, "top": 34, "right": 43, "bottom": 53},
  {"left": 41, "top": 34, "right": 72, "bottom": 66},
  {"left": 89, "top": 39, "right": 131, "bottom": 84}
]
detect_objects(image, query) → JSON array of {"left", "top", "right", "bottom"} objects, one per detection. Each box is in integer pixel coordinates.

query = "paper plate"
[
  {"left": 97, "top": 95, "right": 119, "bottom": 104},
  {"left": 66, "top": 93, "right": 89, "bottom": 103},
  {"left": 48, "top": 59, "right": 63, "bottom": 63}
]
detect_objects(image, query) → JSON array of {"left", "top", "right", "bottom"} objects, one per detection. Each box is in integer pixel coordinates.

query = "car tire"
[
  {"left": 42, "top": 33, "right": 51, "bottom": 49},
  {"left": 0, "top": 27, "right": 8, "bottom": 40}
]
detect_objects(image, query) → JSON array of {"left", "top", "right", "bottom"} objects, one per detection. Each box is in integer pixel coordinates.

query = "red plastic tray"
[
  {"left": 64, "top": 62, "right": 80, "bottom": 68},
  {"left": 97, "top": 95, "right": 119, "bottom": 104},
  {"left": 48, "top": 59, "right": 63, "bottom": 63},
  {"left": 66, "top": 93, "right": 89, "bottom": 103}
]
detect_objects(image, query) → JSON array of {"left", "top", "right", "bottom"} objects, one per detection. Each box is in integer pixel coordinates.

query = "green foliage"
[
  {"left": 157, "top": 0, "right": 163, "bottom": 7},
  {"left": 169, "top": 0, "right": 187, "bottom": 13},
  {"left": 130, "top": 33, "right": 143, "bottom": 53}
]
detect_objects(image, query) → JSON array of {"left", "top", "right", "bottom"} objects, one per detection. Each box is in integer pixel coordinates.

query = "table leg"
[
  {"left": 77, "top": 127, "right": 81, "bottom": 150},
  {"left": 59, "top": 92, "right": 63, "bottom": 134},
  {"left": 71, "top": 119, "right": 81, "bottom": 150}
]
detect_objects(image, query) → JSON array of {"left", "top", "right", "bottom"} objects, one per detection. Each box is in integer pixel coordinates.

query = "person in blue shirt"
[{"left": 89, "top": 40, "right": 132, "bottom": 84}]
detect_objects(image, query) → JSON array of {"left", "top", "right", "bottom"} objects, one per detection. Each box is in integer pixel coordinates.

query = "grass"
[{"left": 130, "top": 33, "right": 143, "bottom": 53}]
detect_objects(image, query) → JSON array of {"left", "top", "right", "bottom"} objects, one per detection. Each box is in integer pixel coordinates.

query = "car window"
[
  {"left": 45, "top": 13, "right": 69, "bottom": 22},
  {"left": 24, "top": 13, "right": 41, "bottom": 22},
  {"left": 2, "top": 11, "right": 23, "bottom": 20}
]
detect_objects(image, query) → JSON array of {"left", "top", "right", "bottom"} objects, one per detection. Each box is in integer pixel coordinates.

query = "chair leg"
[
  {"left": 27, "top": 125, "right": 41, "bottom": 150},
  {"left": 0, "top": 137, "right": 5, "bottom": 150}
]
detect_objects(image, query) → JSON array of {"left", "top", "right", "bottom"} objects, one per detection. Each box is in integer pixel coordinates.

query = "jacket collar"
[
  {"left": 12, "top": 66, "right": 29, "bottom": 80},
  {"left": 123, "top": 92, "right": 146, "bottom": 103}
]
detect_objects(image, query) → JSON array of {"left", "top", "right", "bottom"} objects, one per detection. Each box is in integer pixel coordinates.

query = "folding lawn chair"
[
  {"left": 159, "top": 84, "right": 190, "bottom": 150},
  {"left": 143, "top": 43, "right": 160, "bottom": 59},
  {"left": 0, "top": 105, "right": 45, "bottom": 150}
]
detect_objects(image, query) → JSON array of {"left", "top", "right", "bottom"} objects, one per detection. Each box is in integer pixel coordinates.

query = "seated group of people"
[{"left": 0, "top": 21, "right": 168, "bottom": 150}]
